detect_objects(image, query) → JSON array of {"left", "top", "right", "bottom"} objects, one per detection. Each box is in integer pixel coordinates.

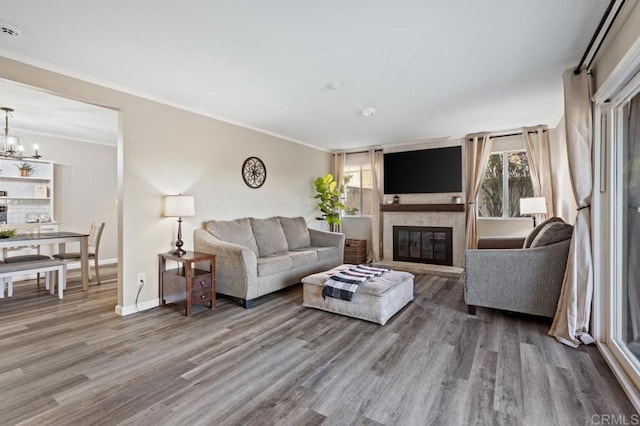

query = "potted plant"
[
  {"left": 17, "top": 162, "right": 33, "bottom": 177},
  {"left": 0, "top": 228, "right": 17, "bottom": 238},
  {"left": 314, "top": 173, "right": 350, "bottom": 232}
]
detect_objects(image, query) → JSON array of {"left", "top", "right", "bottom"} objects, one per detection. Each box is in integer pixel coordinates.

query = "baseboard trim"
[
  {"left": 64, "top": 257, "right": 117, "bottom": 270},
  {"left": 115, "top": 298, "right": 159, "bottom": 316}
]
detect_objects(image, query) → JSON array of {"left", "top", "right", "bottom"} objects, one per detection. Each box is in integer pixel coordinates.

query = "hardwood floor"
[{"left": 0, "top": 268, "right": 636, "bottom": 425}]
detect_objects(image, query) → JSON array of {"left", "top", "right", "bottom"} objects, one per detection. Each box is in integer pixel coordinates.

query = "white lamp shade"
[
  {"left": 520, "top": 197, "right": 547, "bottom": 215},
  {"left": 164, "top": 195, "right": 195, "bottom": 217}
]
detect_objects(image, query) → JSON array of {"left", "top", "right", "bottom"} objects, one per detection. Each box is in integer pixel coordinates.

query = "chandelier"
[{"left": 1, "top": 107, "right": 41, "bottom": 159}]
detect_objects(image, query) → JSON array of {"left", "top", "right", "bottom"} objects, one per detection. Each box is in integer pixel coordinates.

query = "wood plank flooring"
[{"left": 0, "top": 267, "right": 636, "bottom": 425}]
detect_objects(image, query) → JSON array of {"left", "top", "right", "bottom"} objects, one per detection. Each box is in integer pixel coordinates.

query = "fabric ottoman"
[{"left": 301, "top": 264, "right": 414, "bottom": 325}]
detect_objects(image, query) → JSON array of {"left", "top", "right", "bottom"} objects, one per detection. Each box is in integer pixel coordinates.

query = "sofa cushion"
[
  {"left": 287, "top": 250, "right": 318, "bottom": 268},
  {"left": 292, "top": 246, "right": 339, "bottom": 262},
  {"left": 278, "top": 216, "right": 311, "bottom": 250},
  {"left": 250, "top": 217, "right": 289, "bottom": 257},
  {"left": 530, "top": 222, "right": 574, "bottom": 248},
  {"left": 257, "top": 254, "right": 293, "bottom": 277},
  {"left": 523, "top": 216, "right": 565, "bottom": 248},
  {"left": 206, "top": 218, "right": 259, "bottom": 256}
]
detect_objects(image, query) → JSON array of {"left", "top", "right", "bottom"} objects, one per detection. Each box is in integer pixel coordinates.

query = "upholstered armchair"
[{"left": 464, "top": 218, "right": 573, "bottom": 318}]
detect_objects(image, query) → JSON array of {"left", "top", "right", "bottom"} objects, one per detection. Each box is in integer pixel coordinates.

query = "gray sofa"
[
  {"left": 194, "top": 216, "right": 344, "bottom": 308},
  {"left": 464, "top": 218, "right": 573, "bottom": 318}
]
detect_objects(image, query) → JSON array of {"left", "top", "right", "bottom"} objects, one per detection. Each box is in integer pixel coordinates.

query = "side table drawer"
[{"left": 191, "top": 274, "right": 212, "bottom": 305}]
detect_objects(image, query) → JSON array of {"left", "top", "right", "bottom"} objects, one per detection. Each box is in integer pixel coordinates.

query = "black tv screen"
[{"left": 384, "top": 146, "right": 462, "bottom": 194}]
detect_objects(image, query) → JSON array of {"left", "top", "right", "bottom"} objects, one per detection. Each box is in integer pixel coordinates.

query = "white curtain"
[
  {"left": 465, "top": 133, "right": 493, "bottom": 249},
  {"left": 549, "top": 69, "right": 595, "bottom": 347},
  {"left": 331, "top": 152, "right": 346, "bottom": 233},
  {"left": 369, "top": 149, "right": 383, "bottom": 262},
  {"left": 523, "top": 125, "right": 554, "bottom": 221}
]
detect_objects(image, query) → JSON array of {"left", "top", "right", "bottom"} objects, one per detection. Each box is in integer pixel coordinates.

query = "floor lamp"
[
  {"left": 520, "top": 197, "right": 547, "bottom": 228},
  {"left": 164, "top": 194, "right": 195, "bottom": 256}
]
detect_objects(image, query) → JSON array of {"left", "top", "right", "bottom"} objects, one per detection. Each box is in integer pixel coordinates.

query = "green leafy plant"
[
  {"left": 17, "top": 162, "right": 33, "bottom": 172},
  {"left": 314, "top": 173, "right": 350, "bottom": 232},
  {"left": 0, "top": 228, "right": 17, "bottom": 238},
  {"left": 17, "top": 162, "right": 34, "bottom": 177}
]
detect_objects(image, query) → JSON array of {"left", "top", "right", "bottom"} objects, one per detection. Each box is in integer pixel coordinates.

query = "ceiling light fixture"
[
  {"left": 361, "top": 107, "right": 377, "bottom": 117},
  {"left": 1, "top": 107, "right": 40, "bottom": 159}
]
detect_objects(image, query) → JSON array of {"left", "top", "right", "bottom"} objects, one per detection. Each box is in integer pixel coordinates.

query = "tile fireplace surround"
[{"left": 381, "top": 203, "right": 465, "bottom": 267}]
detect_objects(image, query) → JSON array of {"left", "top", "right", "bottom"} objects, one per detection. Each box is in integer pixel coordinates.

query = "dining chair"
[{"left": 53, "top": 222, "right": 105, "bottom": 285}]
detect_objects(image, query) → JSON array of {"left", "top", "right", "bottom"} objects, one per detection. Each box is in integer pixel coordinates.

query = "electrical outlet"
[{"left": 137, "top": 273, "right": 145, "bottom": 288}]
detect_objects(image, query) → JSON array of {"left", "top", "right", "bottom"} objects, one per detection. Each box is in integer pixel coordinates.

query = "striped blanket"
[{"left": 322, "top": 265, "right": 391, "bottom": 302}]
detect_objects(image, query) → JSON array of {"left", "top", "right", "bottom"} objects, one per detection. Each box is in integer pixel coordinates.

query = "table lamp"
[
  {"left": 519, "top": 197, "right": 547, "bottom": 228},
  {"left": 163, "top": 194, "right": 195, "bottom": 256}
]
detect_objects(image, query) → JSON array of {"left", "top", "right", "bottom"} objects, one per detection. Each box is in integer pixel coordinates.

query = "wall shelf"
[
  {"left": 0, "top": 197, "right": 51, "bottom": 200},
  {"left": 0, "top": 175, "right": 51, "bottom": 181},
  {"left": 0, "top": 158, "right": 54, "bottom": 224},
  {"left": 380, "top": 203, "right": 465, "bottom": 212}
]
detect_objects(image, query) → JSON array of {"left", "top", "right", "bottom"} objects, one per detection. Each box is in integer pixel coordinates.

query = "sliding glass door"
[{"left": 611, "top": 82, "right": 640, "bottom": 371}]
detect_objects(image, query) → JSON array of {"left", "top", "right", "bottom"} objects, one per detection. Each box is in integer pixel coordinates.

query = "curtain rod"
[
  {"left": 490, "top": 129, "right": 547, "bottom": 139},
  {"left": 334, "top": 148, "right": 383, "bottom": 155},
  {"left": 574, "top": 0, "right": 625, "bottom": 74},
  {"left": 466, "top": 129, "right": 548, "bottom": 141}
]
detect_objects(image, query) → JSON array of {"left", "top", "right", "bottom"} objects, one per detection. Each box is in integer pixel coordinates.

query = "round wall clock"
[{"left": 242, "top": 157, "right": 267, "bottom": 188}]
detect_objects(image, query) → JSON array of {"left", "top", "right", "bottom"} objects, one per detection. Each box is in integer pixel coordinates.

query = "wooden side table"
[{"left": 158, "top": 251, "right": 216, "bottom": 316}]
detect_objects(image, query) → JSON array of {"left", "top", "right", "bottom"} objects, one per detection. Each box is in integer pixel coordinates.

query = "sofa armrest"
[
  {"left": 194, "top": 229, "right": 258, "bottom": 299},
  {"left": 477, "top": 237, "right": 525, "bottom": 249},
  {"left": 464, "top": 239, "right": 570, "bottom": 317},
  {"left": 309, "top": 228, "right": 345, "bottom": 250}
]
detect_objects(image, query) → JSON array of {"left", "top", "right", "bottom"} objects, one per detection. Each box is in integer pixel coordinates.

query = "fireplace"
[{"left": 393, "top": 226, "right": 453, "bottom": 266}]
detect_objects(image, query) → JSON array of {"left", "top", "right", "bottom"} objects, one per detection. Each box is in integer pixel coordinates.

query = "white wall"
[
  {"left": 14, "top": 132, "right": 118, "bottom": 261},
  {"left": 0, "top": 56, "right": 331, "bottom": 315}
]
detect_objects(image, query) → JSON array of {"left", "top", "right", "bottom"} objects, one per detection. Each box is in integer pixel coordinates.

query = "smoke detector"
[
  {"left": 0, "top": 21, "right": 22, "bottom": 37},
  {"left": 361, "top": 107, "right": 377, "bottom": 117}
]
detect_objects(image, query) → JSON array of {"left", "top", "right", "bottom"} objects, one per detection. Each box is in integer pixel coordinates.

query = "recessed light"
[
  {"left": 0, "top": 21, "right": 22, "bottom": 37},
  {"left": 361, "top": 107, "right": 376, "bottom": 117},
  {"left": 326, "top": 82, "right": 343, "bottom": 91}
]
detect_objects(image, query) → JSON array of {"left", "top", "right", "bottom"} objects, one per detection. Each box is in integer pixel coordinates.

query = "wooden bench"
[{"left": 0, "top": 259, "right": 67, "bottom": 299}]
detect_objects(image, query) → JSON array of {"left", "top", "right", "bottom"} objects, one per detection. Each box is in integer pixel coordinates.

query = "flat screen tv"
[{"left": 384, "top": 146, "right": 462, "bottom": 194}]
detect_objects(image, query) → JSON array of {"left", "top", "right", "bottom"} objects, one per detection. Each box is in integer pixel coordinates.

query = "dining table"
[{"left": 0, "top": 231, "right": 90, "bottom": 290}]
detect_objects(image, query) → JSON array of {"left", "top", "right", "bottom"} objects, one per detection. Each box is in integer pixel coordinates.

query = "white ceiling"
[
  {"left": 0, "top": 79, "right": 118, "bottom": 145},
  {"left": 0, "top": 0, "right": 607, "bottom": 151}
]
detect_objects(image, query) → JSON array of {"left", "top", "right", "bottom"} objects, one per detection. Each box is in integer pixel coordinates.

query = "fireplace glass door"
[{"left": 393, "top": 226, "right": 452, "bottom": 266}]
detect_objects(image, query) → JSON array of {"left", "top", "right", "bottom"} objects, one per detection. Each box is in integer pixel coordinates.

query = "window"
[
  {"left": 478, "top": 151, "right": 533, "bottom": 218},
  {"left": 344, "top": 161, "right": 372, "bottom": 216}
]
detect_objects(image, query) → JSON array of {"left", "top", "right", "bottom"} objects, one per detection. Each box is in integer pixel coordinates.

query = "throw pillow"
[
  {"left": 530, "top": 222, "right": 574, "bottom": 248},
  {"left": 278, "top": 217, "right": 311, "bottom": 250},
  {"left": 206, "top": 218, "right": 260, "bottom": 256},
  {"left": 250, "top": 217, "right": 289, "bottom": 256},
  {"left": 523, "top": 216, "right": 565, "bottom": 248}
]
